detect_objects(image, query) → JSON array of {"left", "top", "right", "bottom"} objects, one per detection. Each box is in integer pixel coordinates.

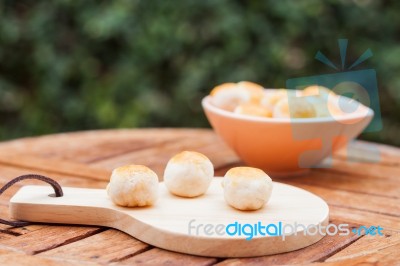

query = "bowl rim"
[{"left": 202, "top": 95, "right": 374, "bottom": 124}]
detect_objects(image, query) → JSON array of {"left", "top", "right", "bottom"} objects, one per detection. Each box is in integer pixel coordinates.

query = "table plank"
[
  {"left": 279, "top": 170, "right": 400, "bottom": 198},
  {"left": 329, "top": 206, "right": 400, "bottom": 232},
  {"left": 0, "top": 129, "right": 216, "bottom": 163},
  {"left": 117, "top": 248, "right": 218, "bottom": 266},
  {"left": 326, "top": 231, "right": 400, "bottom": 262},
  {"left": 0, "top": 154, "right": 110, "bottom": 182},
  {"left": 39, "top": 230, "right": 150, "bottom": 264},
  {"left": 1, "top": 224, "right": 48, "bottom": 238},
  {"left": 310, "top": 242, "right": 400, "bottom": 266},
  {"left": 0, "top": 164, "right": 108, "bottom": 190},
  {"left": 283, "top": 182, "right": 400, "bottom": 218},
  {"left": 328, "top": 158, "right": 400, "bottom": 181},
  {"left": 334, "top": 140, "right": 400, "bottom": 166},
  {"left": 0, "top": 248, "right": 101, "bottom": 266},
  {"left": 0, "top": 225, "right": 104, "bottom": 255},
  {"left": 89, "top": 136, "right": 238, "bottom": 178}
]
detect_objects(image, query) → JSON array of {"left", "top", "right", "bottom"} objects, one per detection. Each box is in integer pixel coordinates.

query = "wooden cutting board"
[{"left": 9, "top": 178, "right": 329, "bottom": 257}]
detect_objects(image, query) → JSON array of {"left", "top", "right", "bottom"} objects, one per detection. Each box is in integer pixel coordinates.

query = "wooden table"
[{"left": 0, "top": 129, "right": 398, "bottom": 265}]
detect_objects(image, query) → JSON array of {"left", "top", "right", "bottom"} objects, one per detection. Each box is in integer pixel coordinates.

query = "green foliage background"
[{"left": 0, "top": 0, "right": 399, "bottom": 146}]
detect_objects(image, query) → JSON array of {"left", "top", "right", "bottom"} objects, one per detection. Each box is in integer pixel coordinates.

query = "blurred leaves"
[{"left": 0, "top": 0, "right": 399, "bottom": 145}]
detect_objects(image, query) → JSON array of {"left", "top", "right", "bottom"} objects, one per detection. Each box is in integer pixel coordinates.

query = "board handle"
[
  {"left": 9, "top": 185, "right": 151, "bottom": 242},
  {"left": 0, "top": 175, "right": 64, "bottom": 227}
]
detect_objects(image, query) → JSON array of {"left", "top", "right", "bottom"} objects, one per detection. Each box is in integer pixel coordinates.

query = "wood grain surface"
[{"left": 0, "top": 128, "right": 399, "bottom": 265}]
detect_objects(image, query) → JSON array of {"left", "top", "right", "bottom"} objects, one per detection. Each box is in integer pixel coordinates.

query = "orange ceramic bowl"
[{"left": 202, "top": 91, "right": 374, "bottom": 176}]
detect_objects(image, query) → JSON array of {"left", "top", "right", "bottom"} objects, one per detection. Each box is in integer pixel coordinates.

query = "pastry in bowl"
[
  {"left": 210, "top": 81, "right": 265, "bottom": 111},
  {"left": 273, "top": 97, "right": 317, "bottom": 118},
  {"left": 209, "top": 81, "right": 343, "bottom": 119},
  {"left": 202, "top": 82, "right": 374, "bottom": 175},
  {"left": 234, "top": 103, "right": 272, "bottom": 117}
]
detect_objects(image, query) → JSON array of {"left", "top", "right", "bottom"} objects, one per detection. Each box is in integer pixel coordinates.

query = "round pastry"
[
  {"left": 273, "top": 97, "right": 317, "bottom": 118},
  {"left": 164, "top": 151, "right": 214, "bottom": 197},
  {"left": 302, "top": 96, "right": 331, "bottom": 117},
  {"left": 302, "top": 85, "right": 334, "bottom": 99},
  {"left": 107, "top": 165, "right": 159, "bottom": 207},
  {"left": 210, "top": 83, "right": 250, "bottom": 111},
  {"left": 210, "top": 81, "right": 265, "bottom": 111},
  {"left": 260, "top": 89, "right": 289, "bottom": 112},
  {"left": 222, "top": 167, "right": 273, "bottom": 211},
  {"left": 234, "top": 103, "right": 272, "bottom": 117},
  {"left": 236, "top": 81, "right": 265, "bottom": 103}
]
